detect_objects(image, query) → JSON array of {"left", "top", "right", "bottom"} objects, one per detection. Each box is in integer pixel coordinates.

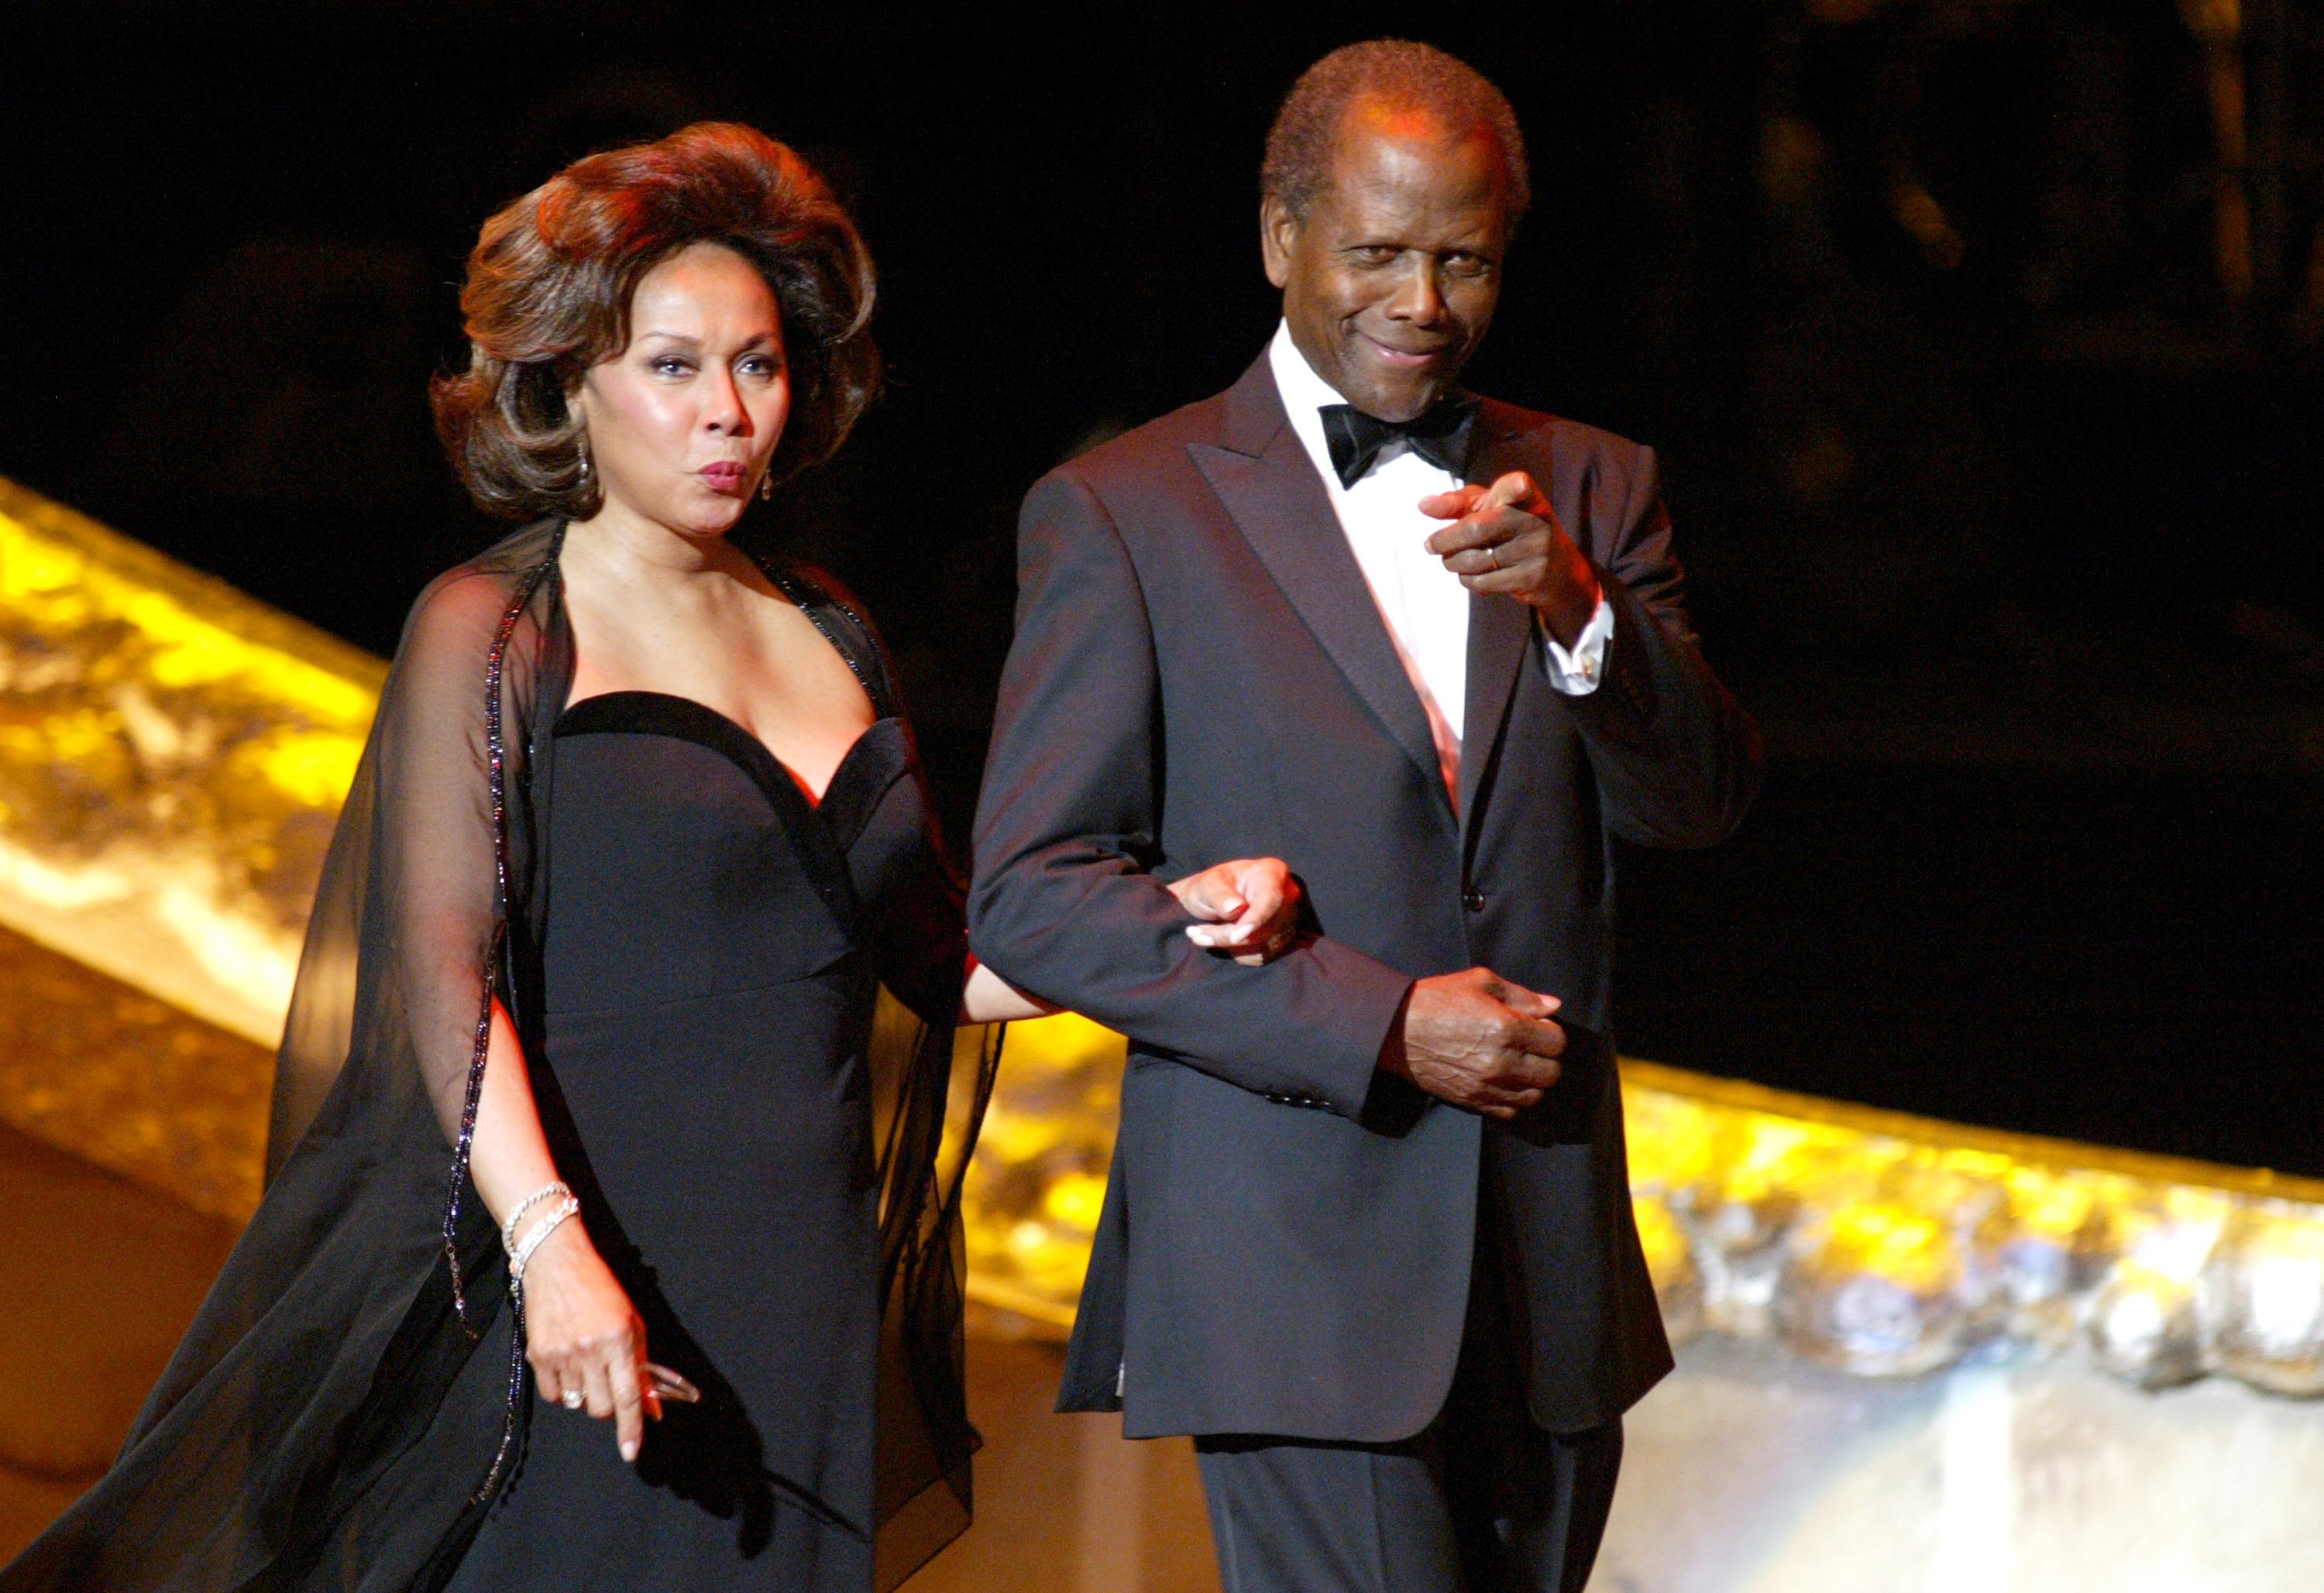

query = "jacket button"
[{"left": 1463, "top": 887, "right": 1487, "bottom": 912}]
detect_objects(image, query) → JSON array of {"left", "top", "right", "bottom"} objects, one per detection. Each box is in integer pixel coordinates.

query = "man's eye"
[
  {"left": 1349, "top": 245, "right": 1400, "bottom": 266},
  {"left": 1446, "top": 256, "right": 1494, "bottom": 280}
]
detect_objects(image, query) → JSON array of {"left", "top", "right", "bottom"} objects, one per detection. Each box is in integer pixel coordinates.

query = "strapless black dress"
[{"left": 446, "top": 692, "right": 940, "bottom": 1591}]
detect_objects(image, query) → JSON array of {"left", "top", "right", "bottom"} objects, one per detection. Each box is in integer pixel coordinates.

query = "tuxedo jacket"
[{"left": 968, "top": 350, "right": 1761, "bottom": 1442}]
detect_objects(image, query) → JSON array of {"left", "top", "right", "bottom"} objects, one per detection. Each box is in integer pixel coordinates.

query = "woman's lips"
[{"left": 698, "top": 462, "right": 748, "bottom": 489}]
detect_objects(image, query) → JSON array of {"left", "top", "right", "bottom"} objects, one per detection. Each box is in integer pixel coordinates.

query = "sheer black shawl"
[{"left": 2, "top": 519, "right": 990, "bottom": 1591}]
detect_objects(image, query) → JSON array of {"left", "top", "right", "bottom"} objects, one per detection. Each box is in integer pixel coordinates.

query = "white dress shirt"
[{"left": 1268, "top": 323, "right": 1614, "bottom": 805}]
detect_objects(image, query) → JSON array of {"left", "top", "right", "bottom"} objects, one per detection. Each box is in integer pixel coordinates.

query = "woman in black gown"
[{"left": 1, "top": 123, "right": 1298, "bottom": 1592}]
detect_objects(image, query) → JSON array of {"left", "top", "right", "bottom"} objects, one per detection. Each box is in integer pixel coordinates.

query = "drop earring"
[
  {"left": 576, "top": 436, "right": 592, "bottom": 485},
  {"left": 758, "top": 467, "right": 774, "bottom": 502}
]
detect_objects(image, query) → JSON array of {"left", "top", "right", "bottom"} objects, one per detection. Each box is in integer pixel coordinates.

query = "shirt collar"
[
  {"left": 1267, "top": 321, "right": 1472, "bottom": 493},
  {"left": 1268, "top": 321, "right": 1353, "bottom": 492}
]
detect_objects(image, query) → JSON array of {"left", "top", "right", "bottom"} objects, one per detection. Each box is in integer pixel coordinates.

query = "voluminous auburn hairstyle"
[
  {"left": 431, "top": 121, "right": 878, "bottom": 520},
  {"left": 1263, "top": 39, "right": 1532, "bottom": 228}
]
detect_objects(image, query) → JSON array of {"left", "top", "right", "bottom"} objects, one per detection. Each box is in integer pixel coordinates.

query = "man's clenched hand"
[{"left": 1378, "top": 967, "right": 1566, "bottom": 1118}]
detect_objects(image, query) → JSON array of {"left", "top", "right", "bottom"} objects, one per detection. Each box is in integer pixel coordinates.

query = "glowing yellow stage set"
[{"left": 5, "top": 473, "right": 2321, "bottom": 1589}]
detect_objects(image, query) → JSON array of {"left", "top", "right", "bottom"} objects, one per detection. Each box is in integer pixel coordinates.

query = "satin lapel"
[
  {"left": 1190, "top": 363, "right": 1446, "bottom": 809},
  {"left": 1458, "top": 403, "right": 1539, "bottom": 830}
]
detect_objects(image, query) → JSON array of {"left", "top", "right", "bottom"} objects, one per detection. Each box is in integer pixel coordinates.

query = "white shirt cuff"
[{"left": 1541, "top": 596, "right": 1614, "bottom": 695}]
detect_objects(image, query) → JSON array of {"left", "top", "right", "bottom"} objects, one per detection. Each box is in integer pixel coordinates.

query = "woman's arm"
[
  {"left": 961, "top": 959, "right": 1056, "bottom": 1024},
  {"left": 468, "top": 999, "right": 655, "bottom": 1461},
  {"left": 958, "top": 857, "right": 1305, "bottom": 1024},
  {"left": 370, "top": 575, "right": 656, "bottom": 1460}
]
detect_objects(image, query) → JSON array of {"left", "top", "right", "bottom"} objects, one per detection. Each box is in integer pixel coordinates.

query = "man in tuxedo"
[{"left": 969, "top": 39, "right": 1760, "bottom": 1593}]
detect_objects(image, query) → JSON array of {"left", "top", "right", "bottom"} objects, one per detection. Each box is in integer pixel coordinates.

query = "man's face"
[{"left": 1263, "top": 99, "right": 1511, "bottom": 422}]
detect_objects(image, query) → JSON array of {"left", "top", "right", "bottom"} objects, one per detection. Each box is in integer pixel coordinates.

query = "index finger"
[
  {"left": 1174, "top": 873, "right": 1244, "bottom": 923},
  {"left": 610, "top": 1342, "right": 648, "bottom": 1462},
  {"left": 1423, "top": 506, "right": 1532, "bottom": 558},
  {"left": 1418, "top": 483, "right": 1489, "bottom": 521},
  {"left": 1494, "top": 980, "right": 1561, "bottom": 1019},
  {"left": 1484, "top": 470, "right": 1542, "bottom": 510},
  {"left": 1232, "top": 867, "right": 1294, "bottom": 929},
  {"left": 1508, "top": 1015, "right": 1568, "bottom": 1061}
]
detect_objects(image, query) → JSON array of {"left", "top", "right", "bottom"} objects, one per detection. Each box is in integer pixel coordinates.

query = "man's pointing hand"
[{"left": 1420, "top": 470, "right": 1601, "bottom": 648}]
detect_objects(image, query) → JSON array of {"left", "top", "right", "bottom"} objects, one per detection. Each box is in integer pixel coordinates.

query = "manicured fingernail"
[
  {"left": 622, "top": 1440, "right": 639, "bottom": 1461},
  {"left": 1220, "top": 896, "right": 1243, "bottom": 914}
]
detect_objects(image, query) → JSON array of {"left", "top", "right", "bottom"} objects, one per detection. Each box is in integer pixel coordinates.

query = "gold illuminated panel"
[
  {"left": 961, "top": 1014, "right": 1123, "bottom": 1326},
  {"left": 6, "top": 472, "right": 2323, "bottom": 1401},
  {"left": 0, "top": 922, "right": 272, "bottom": 1222},
  {"left": 0, "top": 475, "right": 383, "bottom": 1049},
  {"left": 965, "top": 1023, "right": 2324, "bottom": 1399},
  {"left": 1618, "top": 1063, "right": 2324, "bottom": 1392}
]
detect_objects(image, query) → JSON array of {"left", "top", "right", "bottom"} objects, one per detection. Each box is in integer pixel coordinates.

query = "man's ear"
[{"left": 1260, "top": 195, "right": 1297, "bottom": 290}]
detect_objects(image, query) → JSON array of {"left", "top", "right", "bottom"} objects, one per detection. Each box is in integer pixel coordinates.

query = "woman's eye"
[
  {"left": 651, "top": 356, "right": 694, "bottom": 376},
  {"left": 739, "top": 355, "right": 785, "bottom": 378}
]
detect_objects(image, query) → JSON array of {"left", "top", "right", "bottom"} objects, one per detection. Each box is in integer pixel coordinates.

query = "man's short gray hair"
[{"left": 1261, "top": 39, "right": 1531, "bottom": 225}]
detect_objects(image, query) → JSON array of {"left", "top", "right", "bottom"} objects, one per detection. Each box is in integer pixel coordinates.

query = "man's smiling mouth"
[{"left": 1357, "top": 332, "right": 1449, "bottom": 367}]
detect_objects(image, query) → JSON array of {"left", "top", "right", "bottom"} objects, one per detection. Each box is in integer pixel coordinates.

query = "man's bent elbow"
[
  {"left": 1619, "top": 733, "right": 1764, "bottom": 850},
  {"left": 963, "top": 874, "right": 1017, "bottom": 977}
]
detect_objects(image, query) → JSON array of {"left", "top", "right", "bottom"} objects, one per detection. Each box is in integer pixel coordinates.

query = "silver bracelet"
[
  {"left": 501, "top": 1180, "right": 572, "bottom": 1255},
  {"left": 507, "top": 1196, "right": 582, "bottom": 1289}
]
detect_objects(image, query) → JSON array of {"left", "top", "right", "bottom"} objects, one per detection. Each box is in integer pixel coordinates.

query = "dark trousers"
[{"left": 1193, "top": 1166, "right": 1624, "bottom": 1593}]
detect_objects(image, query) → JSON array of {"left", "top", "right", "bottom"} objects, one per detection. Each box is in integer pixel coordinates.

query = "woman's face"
[{"left": 574, "top": 241, "right": 789, "bottom": 539}]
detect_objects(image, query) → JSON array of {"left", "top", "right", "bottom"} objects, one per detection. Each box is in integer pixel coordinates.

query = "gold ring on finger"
[{"left": 1486, "top": 545, "right": 1501, "bottom": 571}]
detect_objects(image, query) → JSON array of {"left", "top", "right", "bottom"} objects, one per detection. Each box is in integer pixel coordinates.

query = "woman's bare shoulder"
[{"left": 396, "top": 522, "right": 564, "bottom": 663}]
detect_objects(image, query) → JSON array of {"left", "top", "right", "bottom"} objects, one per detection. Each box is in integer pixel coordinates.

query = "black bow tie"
[{"left": 1318, "top": 397, "right": 1480, "bottom": 489}]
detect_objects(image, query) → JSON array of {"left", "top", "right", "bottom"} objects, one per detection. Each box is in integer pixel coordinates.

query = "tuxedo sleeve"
[
  {"left": 969, "top": 469, "right": 1411, "bottom": 1119},
  {"left": 1561, "top": 441, "right": 1763, "bottom": 847}
]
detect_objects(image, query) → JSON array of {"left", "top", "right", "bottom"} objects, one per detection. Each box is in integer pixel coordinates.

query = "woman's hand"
[
  {"left": 1168, "top": 857, "right": 1305, "bottom": 966},
  {"left": 959, "top": 857, "right": 1306, "bottom": 1023},
  {"left": 519, "top": 1219, "right": 658, "bottom": 1461}
]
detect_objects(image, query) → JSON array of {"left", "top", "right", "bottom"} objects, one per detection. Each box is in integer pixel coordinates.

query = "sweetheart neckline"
[{"left": 557, "top": 688, "right": 896, "bottom": 810}]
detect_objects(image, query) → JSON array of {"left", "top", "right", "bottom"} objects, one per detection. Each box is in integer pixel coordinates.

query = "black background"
[{"left": 3, "top": 3, "right": 2319, "bottom": 1170}]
